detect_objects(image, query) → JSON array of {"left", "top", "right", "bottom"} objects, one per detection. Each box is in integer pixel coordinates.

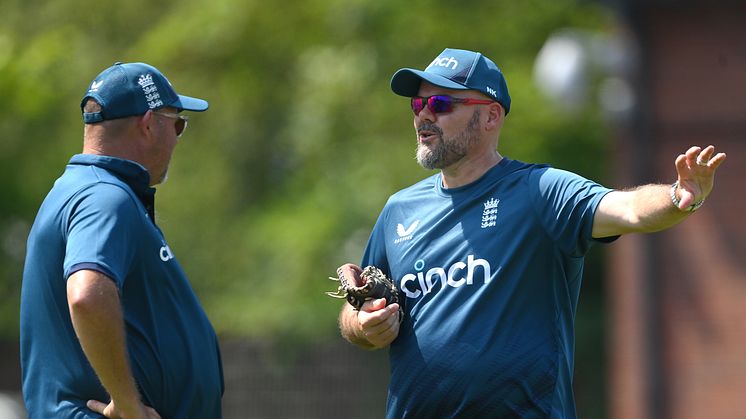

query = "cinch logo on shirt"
[
  {"left": 399, "top": 255, "right": 493, "bottom": 299},
  {"left": 159, "top": 244, "right": 174, "bottom": 262}
]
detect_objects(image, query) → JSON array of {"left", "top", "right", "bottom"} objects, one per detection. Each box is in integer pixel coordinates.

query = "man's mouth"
[{"left": 417, "top": 129, "right": 439, "bottom": 144}]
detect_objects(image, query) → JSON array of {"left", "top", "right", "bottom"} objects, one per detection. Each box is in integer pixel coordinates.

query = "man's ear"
[
  {"left": 138, "top": 110, "right": 154, "bottom": 138},
  {"left": 484, "top": 102, "right": 503, "bottom": 131}
]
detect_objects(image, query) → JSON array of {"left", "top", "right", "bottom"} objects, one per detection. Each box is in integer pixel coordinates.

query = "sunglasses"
[
  {"left": 153, "top": 111, "right": 189, "bottom": 137},
  {"left": 411, "top": 95, "right": 494, "bottom": 116}
]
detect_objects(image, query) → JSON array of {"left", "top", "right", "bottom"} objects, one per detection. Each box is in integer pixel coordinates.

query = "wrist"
[
  {"left": 340, "top": 305, "right": 374, "bottom": 348},
  {"left": 670, "top": 180, "right": 705, "bottom": 212}
]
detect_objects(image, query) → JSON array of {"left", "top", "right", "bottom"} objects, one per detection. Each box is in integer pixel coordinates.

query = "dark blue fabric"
[
  {"left": 361, "top": 158, "right": 615, "bottom": 418},
  {"left": 21, "top": 154, "right": 223, "bottom": 418}
]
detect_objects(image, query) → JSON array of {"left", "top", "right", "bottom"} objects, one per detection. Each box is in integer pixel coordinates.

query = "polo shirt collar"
[{"left": 68, "top": 154, "right": 156, "bottom": 221}]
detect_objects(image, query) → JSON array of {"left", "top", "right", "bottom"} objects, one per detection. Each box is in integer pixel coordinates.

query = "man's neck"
[{"left": 440, "top": 151, "right": 502, "bottom": 189}]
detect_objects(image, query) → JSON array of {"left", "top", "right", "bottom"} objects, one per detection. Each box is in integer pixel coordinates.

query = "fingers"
[
  {"left": 684, "top": 145, "right": 707, "bottom": 170},
  {"left": 87, "top": 400, "right": 107, "bottom": 414},
  {"left": 358, "top": 301, "right": 400, "bottom": 347},
  {"left": 361, "top": 297, "right": 387, "bottom": 313},
  {"left": 684, "top": 145, "right": 727, "bottom": 171},
  {"left": 87, "top": 399, "right": 162, "bottom": 419},
  {"left": 145, "top": 406, "right": 163, "bottom": 419},
  {"left": 707, "top": 150, "right": 727, "bottom": 170},
  {"left": 675, "top": 152, "right": 689, "bottom": 174},
  {"left": 674, "top": 145, "right": 726, "bottom": 209},
  {"left": 677, "top": 145, "right": 726, "bottom": 177}
]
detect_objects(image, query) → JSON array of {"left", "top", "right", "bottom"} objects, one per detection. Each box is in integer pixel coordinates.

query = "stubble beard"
[{"left": 416, "top": 109, "right": 481, "bottom": 170}]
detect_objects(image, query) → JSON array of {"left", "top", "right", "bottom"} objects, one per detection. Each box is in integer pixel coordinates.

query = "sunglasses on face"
[
  {"left": 153, "top": 111, "right": 189, "bottom": 137},
  {"left": 410, "top": 95, "right": 495, "bottom": 116}
]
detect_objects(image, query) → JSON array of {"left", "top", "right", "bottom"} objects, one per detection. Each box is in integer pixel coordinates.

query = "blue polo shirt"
[
  {"left": 20, "top": 154, "right": 223, "bottom": 418},
  {"left": 361, "top": 158, "right": 615, "bottom": 418}
]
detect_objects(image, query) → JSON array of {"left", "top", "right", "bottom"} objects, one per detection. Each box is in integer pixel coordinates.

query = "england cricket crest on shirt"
[{"left": 481, "top": 198, "right": 499, "bottom": 228}]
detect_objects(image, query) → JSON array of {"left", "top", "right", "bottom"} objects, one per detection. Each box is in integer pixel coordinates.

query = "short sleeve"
[
  {"left": 361, "top": 204, "right": 391, "bottom": 276},
  {"left": 63, "top": 183, "right": 141, "bottom": 287},
  {"left": 530, "top": 167, "right": 615, "bottom": 256}
]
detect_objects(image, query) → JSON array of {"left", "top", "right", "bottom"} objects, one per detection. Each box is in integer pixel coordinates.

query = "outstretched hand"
[{"left": 673, "top": 145, "right": 726, "bottom": 210}]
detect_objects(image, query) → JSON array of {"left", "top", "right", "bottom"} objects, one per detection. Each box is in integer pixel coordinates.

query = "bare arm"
[
  {"left": 67, "top": 270, "right": 160, "bottom": 419},
  {"left": 593, "top": 145, "right": 726, "bottom": 238}
]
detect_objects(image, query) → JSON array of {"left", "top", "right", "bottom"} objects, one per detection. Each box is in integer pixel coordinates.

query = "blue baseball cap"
[
  {"left": 81, "top": 62, "right": 208, "bottom": 123},
  {"left": 390, "top": 48, "right": 511, "bottom": 114}
]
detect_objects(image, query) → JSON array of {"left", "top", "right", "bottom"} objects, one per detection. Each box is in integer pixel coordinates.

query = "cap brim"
[
  {"left": 390, "top": 68, "right": 468, "bottom": 97},
  {"left": 173, "top": 94, "right": 209, "bottom": 112}
]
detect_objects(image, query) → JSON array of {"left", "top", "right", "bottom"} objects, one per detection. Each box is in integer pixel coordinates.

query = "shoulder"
[
  {"left": 526, "top": 165, "right": 595, "bottom": 191},
  {"left": 63, "top": 180, "right": 143, "bottom": 228},
  {"left": 75, "top": 181, "right": 139, "bottom": 210},
  {"left": 497, "top": 158, "right": 550, "bottom": 183},
  {"left": 388, "top": 173, "right": 440, "bottom": 203}
]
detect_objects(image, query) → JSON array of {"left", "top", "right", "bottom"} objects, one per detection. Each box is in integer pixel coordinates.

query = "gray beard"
[{"left": 416, "top": 109, "right": 481, "bottom": 170}]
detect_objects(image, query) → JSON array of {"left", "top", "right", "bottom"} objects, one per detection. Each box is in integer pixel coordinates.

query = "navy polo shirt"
[
  {"left": 361, "top": 158, "right": 615, "bottom": 418},
  {"left": 20, "top": 154, "right": 223, "bottom": 418}
]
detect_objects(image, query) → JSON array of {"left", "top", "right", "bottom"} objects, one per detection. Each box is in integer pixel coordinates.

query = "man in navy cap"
[
  {"left": 336, "top": 48, "right": 726, "bottom": 418},
  {"left": 20, "top": 62, "right": 223, "bottom": 418}
]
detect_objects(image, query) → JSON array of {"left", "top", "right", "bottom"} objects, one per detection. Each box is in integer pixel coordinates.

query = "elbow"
[
  {"left": 66, "top": 274, "right": 118, "bottom": 315},
  {"left": 67, "top": 285, "right": 101, "bottom": 315},
  {"left": 67, "top": 286, "right": 93, "bottom": 310}
]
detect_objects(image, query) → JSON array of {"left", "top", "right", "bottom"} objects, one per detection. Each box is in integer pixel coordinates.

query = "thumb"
[
  {"left": 364, "top": 298, "right": 387, "bottom": 312},
  {"left": 86, "top": 400, "right": 107, "bottom": 414}
]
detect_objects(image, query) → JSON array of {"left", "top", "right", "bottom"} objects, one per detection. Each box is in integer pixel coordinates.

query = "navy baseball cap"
[
  {"left": 391, "top": 48, "right": 511, "bottom": 114},
  {"left": 81, "top": 62, "right": 208, "bottom": 123}
]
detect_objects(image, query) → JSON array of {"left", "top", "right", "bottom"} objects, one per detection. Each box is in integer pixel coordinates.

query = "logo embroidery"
[
  {"left": 159, "top": 244, "right": 174, "bottom": 261},
  {"left": 138, "top": 74, "right": 164, "bottom": 109},
  {"left": 137, "top": 74, "right": 154, "bottom": 87},
  {"left": 394, "top": 220, "right": 420, "bottom": 244},
  {"left": 486, "top": 86, "right": 497, "bottom": 97},
  {"left": 400, "top": 255, "right": 495, "bottom": 299},
  {"left": 481, "top": 198, "right": 499, "bottom": 229},
  {"left": 88, "top": 80, "right": 103, "bottom": 92},
  {"left": 427, "top": 56, "right": 459, "bottom": 71}
]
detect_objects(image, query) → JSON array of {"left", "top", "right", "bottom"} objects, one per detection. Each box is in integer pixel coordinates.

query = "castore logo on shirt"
[{"left": 394, "top": 220, "right": 420, "bottom": 244}]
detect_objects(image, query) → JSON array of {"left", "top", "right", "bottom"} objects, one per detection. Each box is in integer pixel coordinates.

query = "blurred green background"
[{"left": 0, "top": 0, "right": 616, "bottom": 417}]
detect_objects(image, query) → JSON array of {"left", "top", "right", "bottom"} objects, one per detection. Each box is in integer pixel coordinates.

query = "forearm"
[
  {"left": 67, "top": 271, "right": 143, "bottom": 415},
  {"left": 624, "top": 183, "right": 691, "bottom": 232},
  {"left": 593, "top": 145, "right": 725, "bottom": 238},
  {"left": 338, "top": 304, "right": 376, "bottom": 350},
  {"left": 593, "top": 184, "right": 692, "bottom": 237}
]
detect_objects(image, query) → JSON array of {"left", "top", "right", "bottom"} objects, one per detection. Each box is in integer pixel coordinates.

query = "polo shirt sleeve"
[
  {"left": 530, "top": 167, "right": 616, "bottom": 257},
  {"left": 361, "top": 204, "right": 391, "bottom": 277},
  {"left": 63, "top": 182, "right": 140, "bottom": 288}
]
